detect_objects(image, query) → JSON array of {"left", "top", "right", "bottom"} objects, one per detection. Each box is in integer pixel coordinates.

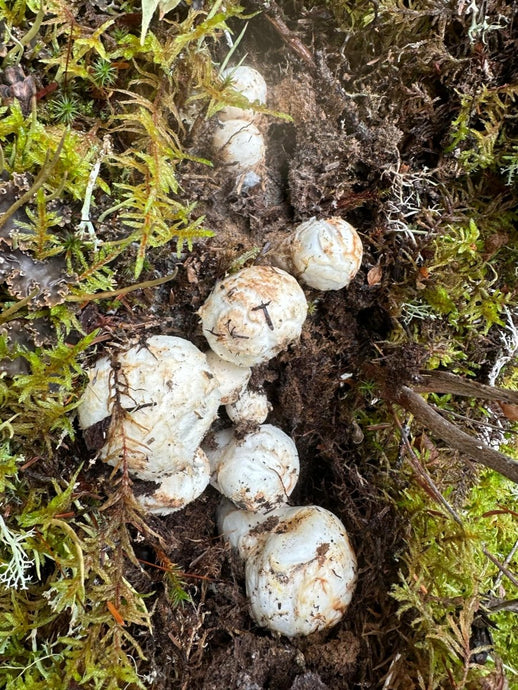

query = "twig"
[
  {"left": 65, "top": 270, "right": 178, "bottom": 303},
  {"left": 391, "top": 407, "right": 463, "bottom": 524},
  {"left": 395, "top": 386, "right": 518, "bottom": 483},
  {"left": 482, "top": 547, "right": 518, "bottom": 588},
  {"left": 0, "top": 131, "right": 66, "bottom": 231},
  {"left": 415, "top": 371, "right": 518, "bottom": 405},
  {"left": 264, "top": 3, "right": 316, "bottom": 69}
]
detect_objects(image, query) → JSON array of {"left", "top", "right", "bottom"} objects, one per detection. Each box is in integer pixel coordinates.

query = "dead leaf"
[
  {"left": 367, "top": 264, "right": 382, "bottom": 286},
  {"left": 498, "top": 402, "right": 518, "bottom": 421}
]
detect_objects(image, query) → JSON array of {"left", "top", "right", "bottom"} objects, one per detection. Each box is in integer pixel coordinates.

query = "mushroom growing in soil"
[
  {"left": 136, "top": 448, "right": 211, "bottom": 515},
  {"left": 272, "top": 217, "right": 363, "bottom": 291},
  {"left": 212, "top": 119, "right": 265, "bottom": 171},
  {"left": 204, "top": 350, "right": 252, "bottom": 404},
  {"left": 77, "top": 336, "right": 221, "bottom": 510},
  {"left": 205, "top": 424, "right": 299, "bottom": 513},
  {"left": 219, "top": 503, "right": 358, "bottom": 636},
  {"left": 225, "top": 387, "right": 271, "bottom": 425},
  {"left": 219, "top": 65, "right": 267, "bottom": 122},
  {"left": 199, "top": 265, "right": 308, "bottom": 368}
]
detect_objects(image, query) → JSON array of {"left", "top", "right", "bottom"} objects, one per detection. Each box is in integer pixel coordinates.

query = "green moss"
[{"left": 391, "top": 468, "right": 518, "bottom": 688}]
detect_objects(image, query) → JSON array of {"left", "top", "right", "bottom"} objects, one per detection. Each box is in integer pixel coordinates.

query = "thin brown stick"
[
  {"left": 482, "top": 547, "right": 518, "bottom": 588},
  {"left": 65, "top": 269, "right": 178, "bottom": 303},
  {"left": 415, "top": 371, "right": 518, "bottom": 405},
  {"left": 391, "top": 407, "right": 462, "bottom": 524},
  {"left": 264, "top": 5, "right": 316, "bottom": 69},
  {"left": 395, "top": 385, "right": 518, "bottom": 483},
  {"left": 0, "top": 131, "right": 66, "bottom": 231}
]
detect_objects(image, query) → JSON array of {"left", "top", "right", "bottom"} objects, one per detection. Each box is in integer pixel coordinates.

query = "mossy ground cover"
[{"left": 0, "top": 0, "right": 517, "bottom": 687}]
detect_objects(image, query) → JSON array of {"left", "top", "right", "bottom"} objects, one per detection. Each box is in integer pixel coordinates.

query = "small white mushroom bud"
[
  {"left": 220, "top": 66, "right": 267, "bottom": 122},
  {"left": 77, "top": 336, "right": 221, "bottom": 483},
  {"left": 199, "top": 265, "right": 308, "bottom": 367},
  {"left": 212, "top": 119, "right": 265, "bottom": 171},
  {"left": 205, "top": 350, "right": 251, "bottom": 404},
  {"left": 243, "top": 505, "right": 357, "bottom": 636},
  {"left": 217, "top": 498, "right": 269, "bottom": 559},
  {"left": 136, "top": 448, "right": 211, "bottom": 515},
  {"left": 225, "top": 388, "right": 271, "bottom": 425},
  {"left": 273, "top": 217, "right": 363, "bottom": 291},
  {"left": 206, "top": 424, "right": 299, "bottom": 512}
]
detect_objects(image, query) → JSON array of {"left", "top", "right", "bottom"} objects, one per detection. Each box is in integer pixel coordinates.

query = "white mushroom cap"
[
  {"left": 199, "top": 265, "right": 308, "bottom": 367},
  {"left": 220, "top": 66, "right": 267, "bottom": 122},
  {"left": 136, "top": 448, "right": 211, "bottom": 515},
  {"left": 290, "top": 217, "right": 363, "bottom": 290},
  {"left": 204, "top": 350, "right": 251, "bottom": 404},
  {"left": 212, "top": 119, "right": 265, "bottom": 170},
  {"left": 207, "top": 424, "right": 299, "bottom": 513},
  {"left": 244, "top": 505, "right": 357, "bottom": 636},
  {"left": 77, "top": 336, "right": 221, "bottom": 481},
  {"left": 225, "top": 388, "right": 271, "bottom": 425}
]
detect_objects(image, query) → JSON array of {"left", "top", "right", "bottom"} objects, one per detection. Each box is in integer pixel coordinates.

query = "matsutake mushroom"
[
  {"left": 271, "top": 217, "right": 363, "bottom": 291},
  {"left": 219, "top": 502, "right": 358, "bottom": 636},
  {"left": 77, "top": 336, "right": 221, "bottom": 509},
  {"left": 198, "top": 265, "right": 308, "bottom": 368},
  {"left": 205, "top": 424, "right": 299, "bottom": 513}
]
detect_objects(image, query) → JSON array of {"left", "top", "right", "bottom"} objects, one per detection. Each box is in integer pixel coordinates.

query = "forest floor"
[{"left": 0, "top": 0, "right": 517, "bottom": 688}]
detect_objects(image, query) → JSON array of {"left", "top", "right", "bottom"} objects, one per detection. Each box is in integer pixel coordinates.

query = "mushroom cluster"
[
  {"left": 212, "top": 65, "right": 267, "bottom": 178},
  {"left": 219, "top": 502, "right": 357, "bottom": 636},
  {"left": 78, "top": 64, "right": 365, "bottom": 637},
  {"left": 77, "top": 335, "right": 221, "bottom": 514}
]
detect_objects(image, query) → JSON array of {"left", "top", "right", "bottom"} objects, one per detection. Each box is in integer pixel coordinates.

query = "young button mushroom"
[
  {"left": 220, "top": 504, "right": 357, "bottom": 637},
  {"left": 205, "top": 424, "right": 299, "bottom": 513},
  {"left": 219, "top": 65, "right": 267, "bottom": 122},
  {"left": 245, "top": 505, "right": 357, "bottom": 636},
  {"left": 199, "top": 265, "right": 308, "bottom": 368},
  {"left": 272, "top": 217, "right": 363, "bottom": 291},
  {"left": 77, "top": 335, "right": 221, "bottom": 483},
  {"left": 217, "top": 498, "right": 270, "bottom": 560},
  {"left": 225, "top": 387, "right": 271, "bottom": 425},
  {"left": 212, "top": 119, "right": 265, "bottom": 171}
]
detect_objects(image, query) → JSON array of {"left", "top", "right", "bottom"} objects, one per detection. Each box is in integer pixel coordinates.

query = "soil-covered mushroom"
[
  {"left": 199, "top": 265, "right": 308, "bottom": 367},
  {"left": 136, "top": 448, "right": 212, "bottom": 515},
  {"left": 225, "top": 387, "right": 271, "bottom": 425},
  {"left": 219, "top": 503, "right": 358, "bottom": 637},
  {"left": 272, "top": 217, "right": 363, "bottom": 291},
  {"left": 77, "top": 336, "right": 221, "bottom": 486},
  {"left": 205, "top": 424, "right": 299, "bottom": 512}
]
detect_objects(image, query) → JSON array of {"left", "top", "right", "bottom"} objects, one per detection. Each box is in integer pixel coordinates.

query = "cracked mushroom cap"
[
  {"left": 219, "top": 65, "right": 267, "bottom": 122},
  {"left": 212, "top": 119, "right": 265, "bottom": 170},
  {"left": 205, "top": 424, "right": 299, "bottom": 513},
  {"left": 199, "top": 265, "right": 308, "bottom": 367},
  {"left": 77, "top": 335, "right": 221, "bottom": 482},
  {"left": 220, "top": 504, "right": 357, "bottom": 637},
  {"left": 290, "top": 217, "right": 363, "bottom": 291}
]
